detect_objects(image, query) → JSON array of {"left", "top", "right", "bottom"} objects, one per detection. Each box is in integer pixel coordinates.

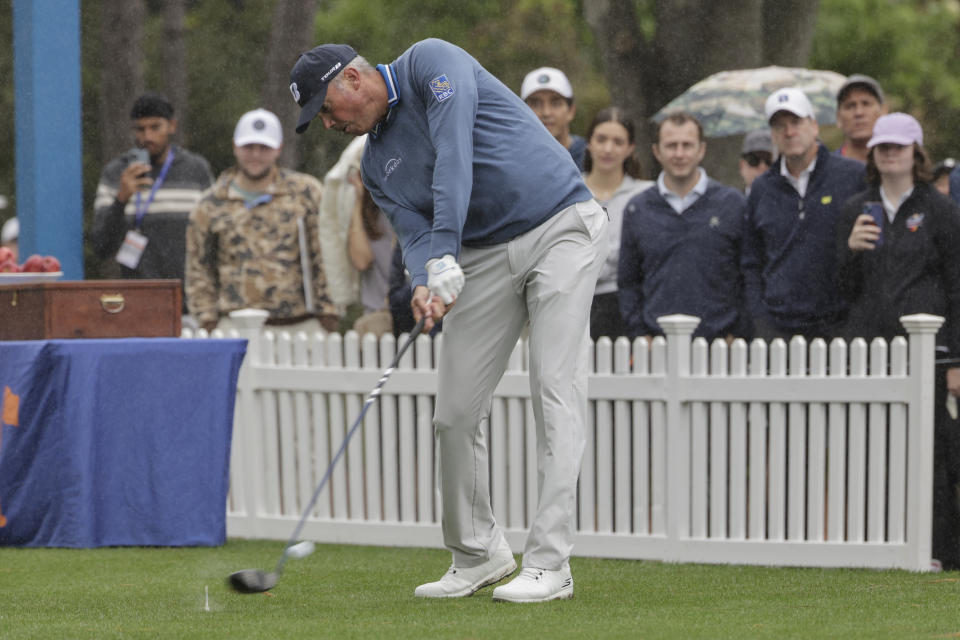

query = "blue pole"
[{"left": 13, "top": 0, "right": 84, "bottom": 279}]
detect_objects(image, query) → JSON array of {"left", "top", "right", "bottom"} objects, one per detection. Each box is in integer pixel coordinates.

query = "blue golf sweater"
[
  {"left": 361, "top": 39, "right": 591, "bottom": 288},
  {"left": 617, "top": 179, "right": 747, "bottom": 340},
  {"left": 741, "top": 144, "right": 866, "bottom": 330}
]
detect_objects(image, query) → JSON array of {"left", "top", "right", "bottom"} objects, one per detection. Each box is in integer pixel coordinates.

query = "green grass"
[{"left": 1, "top": 540, "right": 958, "bottom": 639}]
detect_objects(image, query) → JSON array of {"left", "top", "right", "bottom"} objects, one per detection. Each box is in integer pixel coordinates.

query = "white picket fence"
[{"left": 183, "top": 310, "right": 945, "bottom": 571}]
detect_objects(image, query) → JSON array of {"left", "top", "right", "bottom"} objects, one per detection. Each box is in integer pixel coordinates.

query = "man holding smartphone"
[{"left": 90, "top": 93, "right": 214, "bottom": 317}]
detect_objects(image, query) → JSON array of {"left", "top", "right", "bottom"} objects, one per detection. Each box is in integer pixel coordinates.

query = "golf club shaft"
[{"left": 274, "top": 317, "right": 427, "bottom": 574}]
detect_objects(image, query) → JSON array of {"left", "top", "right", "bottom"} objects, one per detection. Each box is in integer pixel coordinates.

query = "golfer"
[{"left": 290, "top": 38, "right": 607, "bottom": 602}]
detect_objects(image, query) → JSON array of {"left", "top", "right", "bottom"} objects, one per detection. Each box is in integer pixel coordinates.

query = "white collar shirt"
[
  {"left": 880, "top": 185, "right": 914, "bottom": 223},
  {"left": 657, "top": 167, "right": 708, "bottom": 214},
  {"left": 780, "top": 156, "right": 817, "bottom": 198}
]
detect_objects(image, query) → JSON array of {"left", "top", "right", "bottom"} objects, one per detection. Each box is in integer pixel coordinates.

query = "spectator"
[
  {"left": 521, "top": 67, "right": 586, "bottom": 170},
  {"left": 291, "top": 39, "right": 606, "bottom": 603},
  {"left": 90, "top": 92, "right": 214, "bottom": 313},
  {"left": 1, "top": 216, "right": 17, "bottom": 262},
  {"left": 582, "top": 107, "right": 653, "bottom": 341},
  {"left": 834, "top": 74, "right": 886, "bottom": 164},
  {"left": 618, "top": 112, "right": 748, "bottom": 342},
  {"left": 835, "top": 112, "right": 960, "bottom": 570},
  {"left": 319, "top": 134, "right": 367, "bottom": 316},
  {"left": 932, "top": 157, "right": 956, "bottom": 197},
  {"left": 346, "top": 168, "right": 396, "bottom": 338},
  {"left": 738, "top": 129, "right": 774, "bottom": 195},
  {"left": 185, "top": 108, "right": 338, "bottom": 333},
  {"left": 741, "top": 87, "right": 866, "bottom": 341}
]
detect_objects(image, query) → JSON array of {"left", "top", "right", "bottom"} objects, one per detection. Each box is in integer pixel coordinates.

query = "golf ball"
[{"left": 287, "top": 540, "right": 315, "bottom": 559}]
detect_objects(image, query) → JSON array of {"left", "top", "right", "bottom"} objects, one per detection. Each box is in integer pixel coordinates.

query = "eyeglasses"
[{"left": 742, "top": 152, "right": 772, "bottom": 168}]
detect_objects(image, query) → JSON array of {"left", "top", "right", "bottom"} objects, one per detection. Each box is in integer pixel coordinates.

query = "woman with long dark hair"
[{"left": 582, "top": 107, "right": 653, "bottom": 341}]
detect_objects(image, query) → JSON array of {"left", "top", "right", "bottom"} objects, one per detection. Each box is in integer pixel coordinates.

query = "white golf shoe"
[
  {"left": 414, "top": 537, "right": 516, "bottom": 598},
  {"left": 491, "top": 566, "right": 574, "bottom": 603}
]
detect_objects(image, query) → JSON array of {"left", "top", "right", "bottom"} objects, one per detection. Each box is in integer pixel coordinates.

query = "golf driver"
[{"left": 228, "top": 316, "right": 427, "bottom": 593}]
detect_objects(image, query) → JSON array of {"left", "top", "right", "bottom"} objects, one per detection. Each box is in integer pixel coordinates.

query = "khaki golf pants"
[{"left": 435, "top": 200, "right": 608, "bottom": 571}]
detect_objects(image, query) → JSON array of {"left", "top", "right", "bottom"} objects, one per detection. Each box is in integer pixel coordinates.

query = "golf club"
[{"left": 228, "top": 316, "right": 427, "bottom": 593}]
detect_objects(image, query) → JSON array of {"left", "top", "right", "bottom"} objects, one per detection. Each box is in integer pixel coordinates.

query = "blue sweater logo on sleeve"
[{"left": 429, "top": 75, "right": 455, "bottom": 102}]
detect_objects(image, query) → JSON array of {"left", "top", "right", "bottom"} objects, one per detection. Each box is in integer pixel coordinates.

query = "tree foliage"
[{"left": 810, "top": 0, "right": 960, "bottom": 163}]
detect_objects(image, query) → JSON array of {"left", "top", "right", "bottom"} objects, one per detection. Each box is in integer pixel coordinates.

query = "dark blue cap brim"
[{"left": 296, "top": 89, "right": 328, "bottom": 134}]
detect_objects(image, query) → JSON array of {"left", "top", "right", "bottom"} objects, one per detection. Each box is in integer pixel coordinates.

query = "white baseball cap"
[
  {"left": 520, "top": 67, "right": 573, "bottom": 101},
  {"left": 234, "top": 108, "right": 283, "bottom": 149},
  {"left": 764, "top": 87, "right": 816, "bottom": 122}
]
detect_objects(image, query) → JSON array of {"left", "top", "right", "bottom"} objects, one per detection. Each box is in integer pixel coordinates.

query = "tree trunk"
[
  {"left": 583, "top": 0, "right": 819, "bottom": 186},
  {"left": 161, "top": 0, "right": 189, "bottom": 146},
  {"left": 763, "top": 0, "right": 820, "bottom": 66},
  {"left": 261, "top": 0, "right": 320, "bottom": 169},
  {"left": 98, "top": 0, "right": 146, "bottom": 161}
]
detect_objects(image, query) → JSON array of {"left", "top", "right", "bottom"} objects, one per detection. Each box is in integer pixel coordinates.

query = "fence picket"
[
  {"left": 595, "top": 337, "right": 614, "bottom": 533},
  {"left": 613, "top": 337, "right": 632, "bottom": 534},
  {"left": 827, "top": 339, "right": 847, "bottom": 541},
  {"left": 748, "top": 339, "right": 767, "bottom": 540},
  {"left": 787, "top": 337, "right": 808, "bottom": 542},
  {"left": 308, "top": 332, "right": 331, "bottom": 518},
  {"left": 806, "top": 340, "right": 828, "bottom": 542},
  {"left": 709, "top": 339, "right": 729, "bottom": 540},
  {"left": 768, "top": 339, "right": 787, "bottom": 541}
]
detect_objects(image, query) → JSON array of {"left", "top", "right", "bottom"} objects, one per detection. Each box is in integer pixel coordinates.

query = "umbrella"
[{"left": 652, "top": 66, "right": 848, "bottom": 137}]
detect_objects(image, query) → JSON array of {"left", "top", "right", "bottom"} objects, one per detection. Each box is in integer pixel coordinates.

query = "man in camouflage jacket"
[{"left": 185, "top": 109, "right": 338, "bottom": 332}]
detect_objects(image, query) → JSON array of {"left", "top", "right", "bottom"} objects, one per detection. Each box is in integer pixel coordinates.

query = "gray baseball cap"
[
  {"left": 741, "top": 129, "right": 773, "bottom": 155},
  {"left": 837, "top": 74, "right": 884, "bottom": 105}
]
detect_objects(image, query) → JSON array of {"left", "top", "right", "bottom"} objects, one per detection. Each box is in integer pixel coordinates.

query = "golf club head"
[{"left": 228, "top": 569, "right": 278, "bottom": 593}]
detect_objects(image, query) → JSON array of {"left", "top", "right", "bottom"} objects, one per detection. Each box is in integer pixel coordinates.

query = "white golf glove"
[{"left": 426, "top": 254, "right": 464, "bottom": 304}]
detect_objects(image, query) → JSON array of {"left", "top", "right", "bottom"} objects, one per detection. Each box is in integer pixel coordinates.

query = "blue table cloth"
[{"left": 0, "top": 338, "right": 246, "bottom": 547}]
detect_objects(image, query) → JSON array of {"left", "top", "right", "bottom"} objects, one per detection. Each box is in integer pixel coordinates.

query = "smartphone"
[
  {"left": 128, "top": 147, "right": 150, "bottom": 166},
  {"left": 862, "top": 201, "right": 884, "bottom": 247}
]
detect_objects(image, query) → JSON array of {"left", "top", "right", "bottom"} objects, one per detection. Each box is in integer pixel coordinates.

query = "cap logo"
[
  {"left": 538, "top": 74, "right": 550, "bottom": 84},
  {"left": 253, "top": 119, "right": 265, "bottom": 130},
  {"left": 289, "top": 82, "right": 301, "bottom": 103},
  {"left": 778, "top": 94, "right": 789, "bottom": 103},
  {"left": 321, "top": 62, "right": 342, "bottom": 82}
]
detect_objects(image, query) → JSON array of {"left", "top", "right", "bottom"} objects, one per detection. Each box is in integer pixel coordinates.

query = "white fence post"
[
  {"left": 657, "top": 314, "right": 700, "bottom": 545},
  {"left": 900, "top": 313, "right": 944, "bottom": 571},
  {"left": 226, "top": 309, "right": 269, "bottom": 530}
]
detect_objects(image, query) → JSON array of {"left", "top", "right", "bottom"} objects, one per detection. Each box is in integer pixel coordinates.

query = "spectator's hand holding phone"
[{"left": 117, "top": 148, "right": 154, "bottom": 204}]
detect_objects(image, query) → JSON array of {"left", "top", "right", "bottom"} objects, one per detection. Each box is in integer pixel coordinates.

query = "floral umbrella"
[{"left": 652, "top": 66, "right": 848, "bottom": 137}]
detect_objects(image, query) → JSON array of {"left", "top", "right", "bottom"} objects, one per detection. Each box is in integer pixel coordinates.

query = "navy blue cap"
[{"left": 290, "top": 44, "right": 358, "bottom": 133}]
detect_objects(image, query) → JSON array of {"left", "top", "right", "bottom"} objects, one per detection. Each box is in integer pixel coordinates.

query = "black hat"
[{"left": 290, "top": 44, "right": 358, "bottom": 134}]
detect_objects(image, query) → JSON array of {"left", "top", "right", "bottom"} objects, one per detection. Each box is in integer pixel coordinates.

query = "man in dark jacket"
[
  {"left": 741, "top": 87, "right": 866, "bottom": 341},
  {"left": 619, "top": 112, "right": 748, "bottom": 341}
]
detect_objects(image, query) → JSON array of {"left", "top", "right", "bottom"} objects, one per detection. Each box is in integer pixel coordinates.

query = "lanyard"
[{"left": 134, "top": 147, "right": 175, "bottom": 228}]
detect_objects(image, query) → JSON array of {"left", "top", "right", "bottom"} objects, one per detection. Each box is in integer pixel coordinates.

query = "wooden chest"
[{"left": 0, "top": 280, "right": 182, "bottom": 340}]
